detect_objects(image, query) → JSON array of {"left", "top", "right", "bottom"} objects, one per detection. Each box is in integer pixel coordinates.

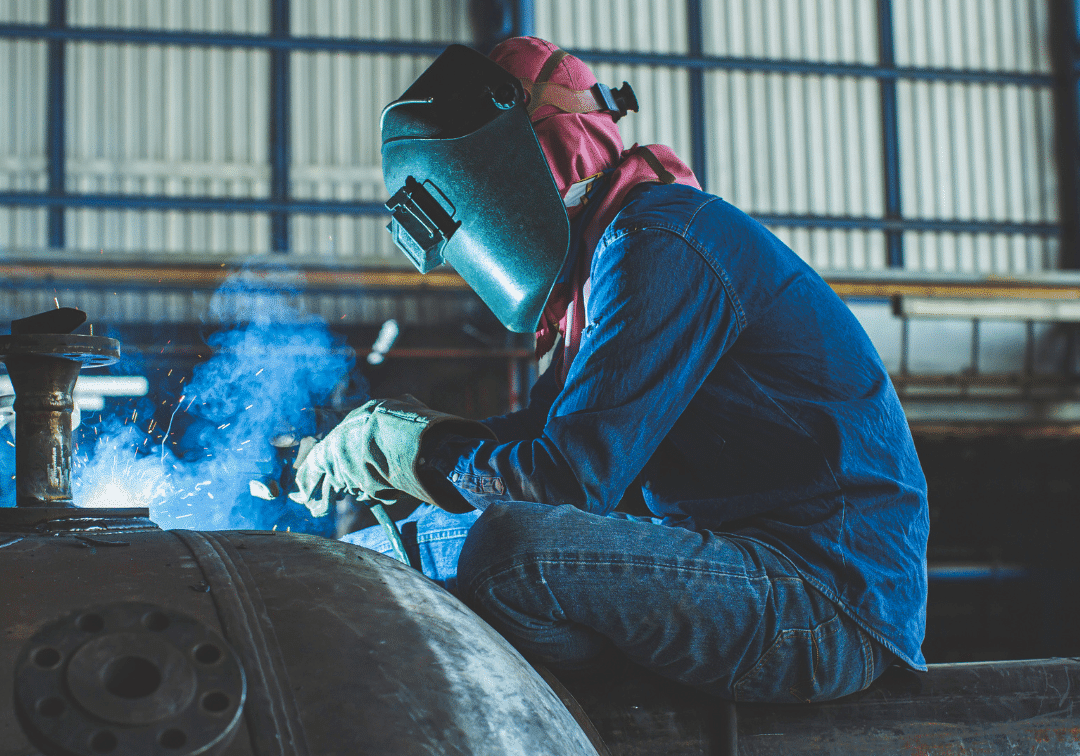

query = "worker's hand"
[{"left": 289, "top": 395, "right": 496, "bottom": 516}]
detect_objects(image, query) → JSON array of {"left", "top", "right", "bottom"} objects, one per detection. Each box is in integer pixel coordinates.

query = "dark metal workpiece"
[
  {"left": 0, "top": 507, "right": 155, "bottom": 534},
  {"left": 14, "top": 601, "right": 246, "bottom": 756},
  {"left": 11, "top": 307, "right": 87, "bottom": 335},
  {"left": 0, "top": 523, "right": 602, "bottom": 755},
  {"left": 0, "top": 326, "right": 119, "bottom": 507}
]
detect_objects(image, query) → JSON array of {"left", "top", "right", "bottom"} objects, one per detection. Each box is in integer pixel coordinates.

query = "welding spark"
[
  {"left": 160, "top": 395, "right": 185, "bottom": 464},
  {"left": 175, "top": 514, "right": 192, "bottom": 519},
  {"left": 245, "top": 405, "right": 253, "bottom": 410},
  {"left": 255, "top": 368, "right": 264, "bottom": 376}
]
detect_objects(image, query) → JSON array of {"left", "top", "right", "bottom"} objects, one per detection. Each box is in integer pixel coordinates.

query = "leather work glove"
[{"left": 289, "top": 396, "right": 496, "bottom": 516}]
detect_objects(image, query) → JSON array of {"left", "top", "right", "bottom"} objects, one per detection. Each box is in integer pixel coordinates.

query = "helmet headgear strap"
[{"left": 521, "top": 48, "right": 639, "bottom": 122}]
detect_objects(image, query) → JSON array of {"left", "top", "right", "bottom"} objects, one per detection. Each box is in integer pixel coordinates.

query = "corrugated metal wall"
[
  {"left": 536, "top": 0, "right": 1056, "bottom": 274},
  {"left": 288, "top": 0, "right": 469, "bottom": 260},
  {"left": 0, "top": 0, "right": 468, "bottom": 261},
  {"left": 700, "top": 0, "right": 887, "bottom": 270},
  {"left": 894, "top": 0, "right": 1057, "bottom": 274},
  {"left": 0, "top": 1, "right": 1062, "bottom": 278},
  {"left": 60, "top": 2, "right": 272, "bottom": 255},
  {"left": 0, "top": 3, "right": 47, "bottom": 250}
]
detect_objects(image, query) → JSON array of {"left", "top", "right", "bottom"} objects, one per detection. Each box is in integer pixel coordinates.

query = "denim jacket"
[{"left": 430, "top": 182, "right": 929, "bottom": 670}]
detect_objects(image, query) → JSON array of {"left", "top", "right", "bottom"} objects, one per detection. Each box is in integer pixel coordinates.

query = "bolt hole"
[
  {"left": 89, "top": 730, "right": 118, "bottom": 753},
  {"left": 33, "top": 647, "right": 61, "bottom": 668},
  {"left": 76, "top": 613, "right": 105, "bottom": 633},
  {"left": 142, "top": 611, "right": 170, "bottom": 632},
  {"left": 158, "top": 728, "right": 187, "bottom": 749},
  {"left": 201, "top": 691, "right": 230, "bottom": 713},
  {"left": 37, "top": 697, "right": 65, "bottom": 717},
  {"left": 193, "top": 643, "right": 221, "bottom": 665},
  {"left": 104, "top": 656, "right": 161, "bottom": 699}
]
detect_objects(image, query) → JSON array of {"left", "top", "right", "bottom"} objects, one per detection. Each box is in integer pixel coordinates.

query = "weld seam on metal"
[{"left": 173, "top": 530, "right": 310, "bottom": 756}]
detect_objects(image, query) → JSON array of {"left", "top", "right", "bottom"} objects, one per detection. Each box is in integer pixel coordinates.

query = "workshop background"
[{"left": 2, "top": 0, "right": 1079, "bottom": 664}]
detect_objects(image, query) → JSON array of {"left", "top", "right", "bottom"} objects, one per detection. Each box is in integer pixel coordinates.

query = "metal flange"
[
  {"left": 0, "top": 334, "right": 120, "bottom": 366},
  {"left": 14, "top": 602, "right": 246, "bottom": 756}
]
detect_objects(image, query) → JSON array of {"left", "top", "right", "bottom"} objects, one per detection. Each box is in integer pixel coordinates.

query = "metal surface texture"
[
  {"left": 14, "top": 601, "right": 246, "bottom": 756},
  {"left": 0, "top": 332, "right": 119, "bottom": 508},
  {"left": 562, "top": 657, "right": 1080, "bottom": 755},
  {"left": 0, "top": 521, "right": 601, "bottom": 756}
]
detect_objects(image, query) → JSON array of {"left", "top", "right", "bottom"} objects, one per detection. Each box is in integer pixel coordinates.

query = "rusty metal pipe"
[
  {"left": 6, "top": 354, "right": 81, "bottom": 507},
  {"left": 0, "top": 330, "right": 119, "bottom": 507}
]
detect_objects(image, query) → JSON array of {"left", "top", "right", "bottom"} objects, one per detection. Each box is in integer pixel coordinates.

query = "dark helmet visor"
[{"left": 381, "top": 45, "right": 570, "bottom": 333}]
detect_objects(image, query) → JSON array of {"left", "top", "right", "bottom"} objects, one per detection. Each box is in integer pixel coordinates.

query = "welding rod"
[{"left": 368, "top": 501, "right": 413, "bottom": 568}]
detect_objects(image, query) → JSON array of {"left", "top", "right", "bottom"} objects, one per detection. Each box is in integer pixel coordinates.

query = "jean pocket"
[{"left": 733, "top": 611, "right": 857, "bottom": 703}]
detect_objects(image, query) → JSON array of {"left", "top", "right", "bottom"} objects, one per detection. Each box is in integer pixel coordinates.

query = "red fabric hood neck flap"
[{"left": 489, "top": 37, "right": 701, "bottom": 383}]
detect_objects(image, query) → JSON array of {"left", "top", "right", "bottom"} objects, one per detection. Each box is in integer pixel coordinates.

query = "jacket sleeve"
[
  {"left": 480, "top": 366, "right": 561, "bottom": 441},
  {"left": 428, "top": 226, "right": 742, "bottom": 514}
]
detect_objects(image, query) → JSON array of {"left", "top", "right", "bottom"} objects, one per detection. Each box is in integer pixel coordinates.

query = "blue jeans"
[
  {"left": 344, "top": 502, "right": 893, "bottom": 702},
  {"left": 341, "top": 504, "right": 482, "bottom": 595}
]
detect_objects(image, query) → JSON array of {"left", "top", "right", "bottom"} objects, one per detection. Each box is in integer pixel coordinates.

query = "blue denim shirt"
[{"left": 431, "top": 183, "right": 929, "bottom": 670}]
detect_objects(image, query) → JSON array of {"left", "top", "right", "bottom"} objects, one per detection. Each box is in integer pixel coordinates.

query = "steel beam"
[
  {"left": 686, "top": 0, "right": 708, "bottom": 189},
  {"left": 1051, "top": 0, "right": 1080, "bottom": 269},
  {"left": 878, "top": 0, "right": 903, "bottom": 268},
  {"left": 45, "top": 1, "right": 65, "bottom": 248},
  {"left": 0, "top": 23, "right": 1055, "bottom": 86},
  {"left": 269, "top": 0, "right": 290, "bottom": 253}
]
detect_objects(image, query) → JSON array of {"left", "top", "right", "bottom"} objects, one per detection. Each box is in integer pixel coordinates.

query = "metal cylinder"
[
  {"left": 0, "top": 333, "right": 119, "bottom": 507},
  {"left": 6, "top": 354, "right": 81, "bottom": 507}
]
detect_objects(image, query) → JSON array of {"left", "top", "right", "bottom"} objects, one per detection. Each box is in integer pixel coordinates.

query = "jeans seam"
[
  {"left": 859, "top": 626, "right": 874, "bottom": 689},
  {"left": 414, "top": 528, "right": 473, "bottom": 544},
  {"left": 522, "top": 556, "right": 771, "bottom": 581}
]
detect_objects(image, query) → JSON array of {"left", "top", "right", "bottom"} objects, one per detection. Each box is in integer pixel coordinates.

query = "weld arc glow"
[{"left": 70, "top": 270, "right": 364, "bottom": 531}]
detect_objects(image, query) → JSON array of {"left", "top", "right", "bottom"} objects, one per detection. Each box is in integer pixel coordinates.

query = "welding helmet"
[{"left": 380, "top": 44, "right": 571, "bottom": 334}]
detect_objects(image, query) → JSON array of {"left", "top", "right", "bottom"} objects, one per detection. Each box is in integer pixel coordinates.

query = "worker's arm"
[
  {"left": 480, "top": 367, "right": 561, "bottom": 441},
  {"left": 425, "top": 224, "right": 741, "bottom": 514}
]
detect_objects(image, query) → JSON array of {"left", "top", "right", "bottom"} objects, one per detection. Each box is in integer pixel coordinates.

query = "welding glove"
[{"left": 289, "top": 395, "right": 496, "bottom": 516}]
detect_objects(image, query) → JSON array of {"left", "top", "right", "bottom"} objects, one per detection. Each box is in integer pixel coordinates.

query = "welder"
[{"left": 293, "top": 37, "right": 929, "bottom": 702}]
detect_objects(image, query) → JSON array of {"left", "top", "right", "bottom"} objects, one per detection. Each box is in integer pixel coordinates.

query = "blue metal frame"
[
  {"left": 269, "top": 0, "right": 291, "bottom": 253},
  {"left": 0, "top": 23, "right": 1055, "bottom": 86},
  {"left": 45, "top": 0, "right": 65, "bottom": 248},
  {"left": 685, "top": 0, "right": 708, "bottom": 190},
  {"left": 1052, "top": 0, "right": 1080, "bottom": 269},
  {"left": 877, "top": 0, "right": 904, "bottom": 268},
  {"left": 0, "top": 2, "right": 1067, "bottom": 258}
]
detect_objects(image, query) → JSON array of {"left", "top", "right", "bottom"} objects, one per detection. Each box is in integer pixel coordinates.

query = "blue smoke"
[{"left": 71, "top": 268, "right": 365, "bottom": 532}]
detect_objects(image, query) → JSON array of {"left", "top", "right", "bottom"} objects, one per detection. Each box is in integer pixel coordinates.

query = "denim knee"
[{"left": 457, "top": 501, "right": 548, "bottom": 595}]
